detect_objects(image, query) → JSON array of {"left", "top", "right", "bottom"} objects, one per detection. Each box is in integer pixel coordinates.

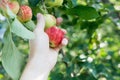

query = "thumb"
[{"left": 36, "top": 13, "right": 45, "bottom": 31}]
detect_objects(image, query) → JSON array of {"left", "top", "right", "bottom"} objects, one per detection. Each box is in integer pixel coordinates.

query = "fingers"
[
  {"left": 61, "top": 29, "right": 67, "bottom": 34},
  {"left": 55, "top": 38, "right": 68, "bottom": 52},
  {"left": 61, "top": 38, "right": 68, "bottom": 46},
  {"left": 35, "top": 13, "right": 45, "bottom": 31},
  {"left": 56, "top": 17, "right": 63, "bottom": 26}
]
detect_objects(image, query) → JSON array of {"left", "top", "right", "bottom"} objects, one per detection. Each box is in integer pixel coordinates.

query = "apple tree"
[{"left": 0, "top": 0, "right": 120, "bottom": 80}]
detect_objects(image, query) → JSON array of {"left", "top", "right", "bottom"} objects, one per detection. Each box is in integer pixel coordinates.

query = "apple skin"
[
  {"left": 44, "top": 14, "right": 56, "bottom": 29},
  {"left": 46, "top": 0, "right": 63, "bottom": 7},
  {"left": 8, "top": 1, "right": 20, "bottom": 14},
  {"left": 0, "top": 0, "right": 20, "bottom": 14},
  {"left": 17, "top": 5, "right": 32, "bottom": 22},
  {"left": 45, "top": 26, "right": 65, "bottom": 48}
]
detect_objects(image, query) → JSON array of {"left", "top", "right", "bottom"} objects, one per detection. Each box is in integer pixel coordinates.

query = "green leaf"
[
  {"left": 67, "top": 5, "right": 99, "bottom": 20},
  {"left": 24, "top": 20, "right": 36, "bottom": 31},
  {"left": 11, "top": 18, "right": 35, "bottom": 39},
  {"left": 28, "top": 0, "right": 40, "bottom": 7},
  {"left": 71, "top": 0, "right": 77, "bottom": 7},
  {"left": 1, "top": 29, "right": 24, "bottom": 80}
]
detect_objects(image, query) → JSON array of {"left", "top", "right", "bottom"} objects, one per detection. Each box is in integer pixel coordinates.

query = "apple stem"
[{"left": 41, "top": 0, "right": 48, "bottom": 14}]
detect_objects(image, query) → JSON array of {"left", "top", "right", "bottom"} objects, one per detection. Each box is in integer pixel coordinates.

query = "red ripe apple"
[
  {"left": 46, "top": 0, "right": 63, "bottom": 7},
  {"left": 44, "top": 14, "right": 56, "bottom": 28},
  {"left": 17, "top": 5, "right": 32, "bottom": 22},
  {"left": 45, "top": 26, "right": 65, "bottom": 48}
]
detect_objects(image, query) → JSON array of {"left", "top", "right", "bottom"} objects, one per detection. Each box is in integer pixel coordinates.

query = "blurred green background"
[{"left": 0, "top": 0, "right": 120, "bottom": 80}]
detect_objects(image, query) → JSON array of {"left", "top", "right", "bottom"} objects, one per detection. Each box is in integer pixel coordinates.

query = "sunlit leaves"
[{"left": 67, "top": 5, "right": 99, "bottom": 20}]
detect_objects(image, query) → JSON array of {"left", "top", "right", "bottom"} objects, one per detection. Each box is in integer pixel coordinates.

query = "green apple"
[
  {"left": 44, "top": 14, "right": 56, "bottom": 28},
  {"left": 46, "top": 0, "right": 63, "bottom": 7}
]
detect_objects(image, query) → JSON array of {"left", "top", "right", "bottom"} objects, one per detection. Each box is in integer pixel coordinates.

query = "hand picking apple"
[
  {"left": 20, "top": 13, "right": 68, "bottom": 80},
  {"left": 44, "top": 14, "right": 67, "bottom": 48}
]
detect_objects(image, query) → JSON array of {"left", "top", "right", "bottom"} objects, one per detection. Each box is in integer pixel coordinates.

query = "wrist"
[
  {"left": 20, "top": 52, "right": 51, "bottom": 80},
  {"left": 20, "top": 68, "right": 50, "bottom": 80},
  {"left": 20, "top": 59, "right": 50, "bottom": 80},
  {"left": 28, "top": 54, "right": 51, "bottom": 72}
]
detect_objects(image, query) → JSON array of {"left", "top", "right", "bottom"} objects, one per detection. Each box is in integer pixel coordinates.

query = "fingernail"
[
  {"left": 61, "top": 29, "right": 67, "bottom": 34},
  {"left": 62, "top": 38, "right": 68, "bottom": 46},
  {"left": 37, "top": 13, "right": 41, "bottom": 20}
]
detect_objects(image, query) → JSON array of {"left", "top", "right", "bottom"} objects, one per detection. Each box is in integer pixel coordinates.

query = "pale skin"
[{"left": 20, "top": 13, "right": 68, "bottom": 80}]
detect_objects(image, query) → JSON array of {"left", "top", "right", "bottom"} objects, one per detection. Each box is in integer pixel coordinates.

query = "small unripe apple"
[
  {"left": 46, "top": 0, "right": 63, "bottom": 7},
  {"left": 17, "top": 5, "right": 32, "bottom": 22},
  {"left": 45, "top": 26, "right": 65, "bottom": 48},
  {"left": 44, "top": 14, "right": 56, "bottom": 28},
  {"left": 56, "top": 17, "right": 63, "bottom": 26}
]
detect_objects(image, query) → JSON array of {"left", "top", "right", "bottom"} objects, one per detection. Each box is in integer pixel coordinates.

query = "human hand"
[
  {"left": 29, "top": 13, "right": 68, "bottom": 70},
  {"left": 20, "top": 13, "right": 68, "bottom": 80}
]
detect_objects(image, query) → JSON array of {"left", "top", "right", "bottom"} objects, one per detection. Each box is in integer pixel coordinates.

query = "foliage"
[{"left": 0, "top": 0, "right": 120, "bottom": 80}]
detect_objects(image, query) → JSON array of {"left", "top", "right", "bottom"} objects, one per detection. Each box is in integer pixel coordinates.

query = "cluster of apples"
[
  {"left": 44, "top": 14, "right": 66, "bottom": 48},
  {"left": 0, "top": 0, "right": 64, "bottom": 22},
  {"left": 0, "top": 0, "right": 32, "bottom": 22},
  {"left": 0, "top": 0, "right": 66, "bottom": 48}
]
